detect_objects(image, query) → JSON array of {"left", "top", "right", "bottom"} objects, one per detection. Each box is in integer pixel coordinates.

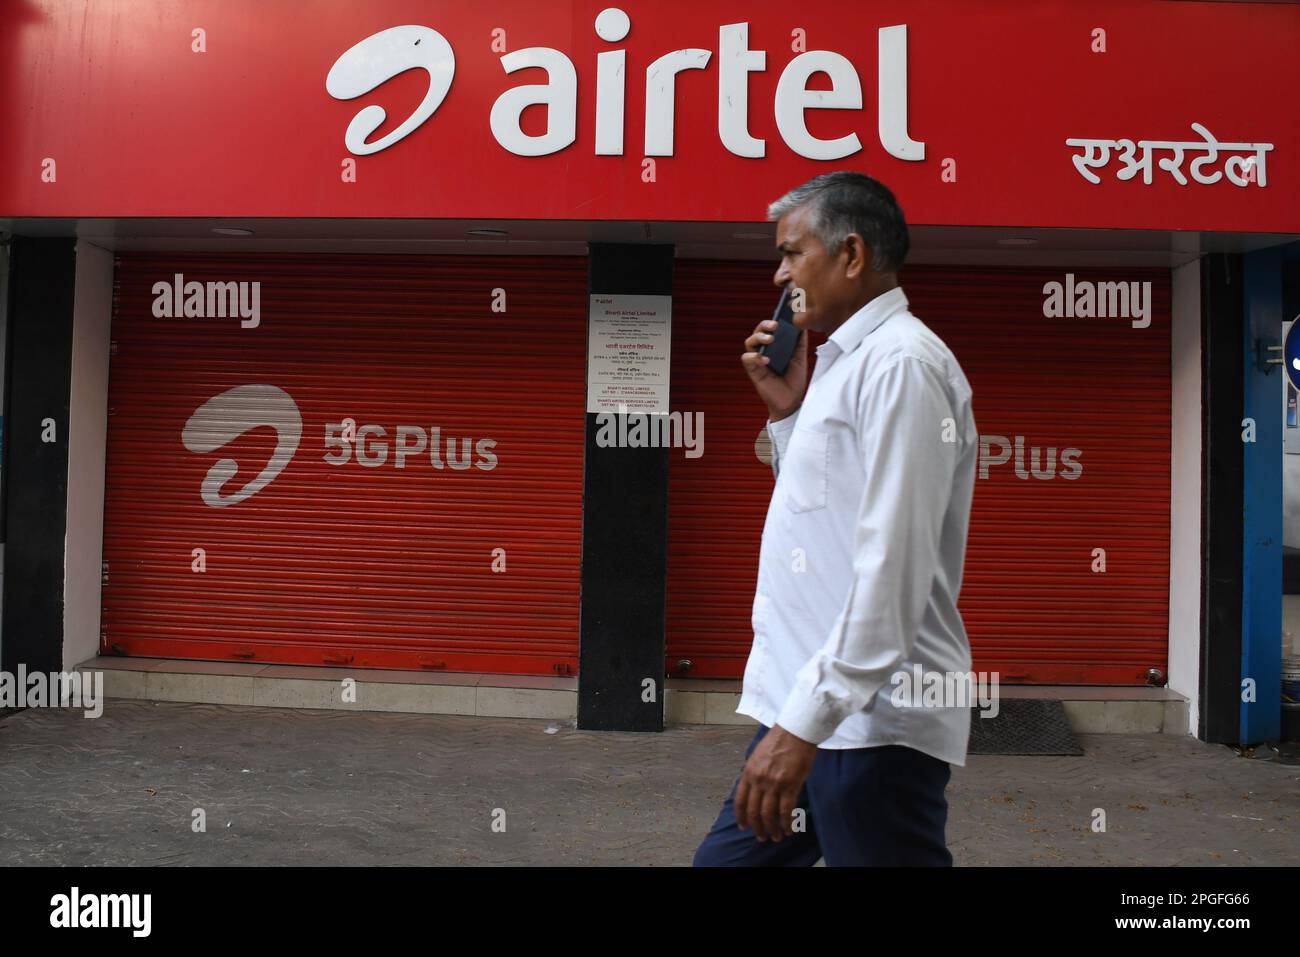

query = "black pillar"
[
  {"left": 1200, "top": 252, "right": 1245, "bottom": 744},
  {"left": 577, "top": 243, "right": 675, "bottom": 731},
  {"left": 1, "top": 237, "right": 77, "bottom": 680}
]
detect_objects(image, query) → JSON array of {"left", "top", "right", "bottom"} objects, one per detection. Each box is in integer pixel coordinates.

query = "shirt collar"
[{"left": 827, "top": 286, "right": 909, "bottom": 357}]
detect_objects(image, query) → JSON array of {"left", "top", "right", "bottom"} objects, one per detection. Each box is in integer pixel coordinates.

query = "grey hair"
[{"left": 766, "top": 171, "right": 909, "bottom": 272}]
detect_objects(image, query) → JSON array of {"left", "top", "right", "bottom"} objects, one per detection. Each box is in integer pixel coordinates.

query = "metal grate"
[{"left": 968, "top": 699, "right": 1084, "bottom": 756}]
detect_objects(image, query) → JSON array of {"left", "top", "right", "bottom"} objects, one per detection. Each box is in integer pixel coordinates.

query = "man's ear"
[{"left": 843, "top": 233, "right": 871, "bottom": 280}]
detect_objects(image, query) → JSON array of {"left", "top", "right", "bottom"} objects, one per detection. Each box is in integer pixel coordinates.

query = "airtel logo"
[
  {"left": 182, "top": 385, "right": 302, "bottom": 508},
  {"left": 326, "top": 26, "right": 456, "bottom": 156},
  {"left": 326, "top": 13, "right": 922, "bottom": 161}
]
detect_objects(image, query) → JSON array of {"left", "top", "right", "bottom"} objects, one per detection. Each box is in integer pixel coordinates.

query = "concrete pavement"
[{"left": 0, "top": 700, "right": 1295, "bottom": 866}]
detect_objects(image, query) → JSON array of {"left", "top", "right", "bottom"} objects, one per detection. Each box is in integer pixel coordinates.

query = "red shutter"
[
  {"left": 668, "top": 260, "right": 1171, "bottom": 685},
  {"left": 101, "top": 253, "right": 587, "bottom": 675}
]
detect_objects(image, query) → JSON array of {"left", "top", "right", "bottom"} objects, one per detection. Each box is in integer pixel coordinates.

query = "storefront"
[
  {"left": 102, "top": 252, "right": 589, "bottom": 675},
  {"left": 668, "top": 261, "right": 1173, "bottom": 684},
  {"left": 2, "top": 0, "right": 1297, "bottom": 740}
]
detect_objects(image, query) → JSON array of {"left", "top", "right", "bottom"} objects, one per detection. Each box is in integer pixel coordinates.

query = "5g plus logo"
[
  {"left": 181, "top": 386, "right": 501, "bottom": 507},
  {"left": 323, "top": 420, "right": 498, "bottom": 471},
  {"left": 182, "top": 385, "right": 302, "bottom": 508}
]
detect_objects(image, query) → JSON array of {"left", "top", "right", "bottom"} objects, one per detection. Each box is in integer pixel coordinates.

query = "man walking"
[{"left": 692, "top": 172, "right": 977, "bottom": 867}]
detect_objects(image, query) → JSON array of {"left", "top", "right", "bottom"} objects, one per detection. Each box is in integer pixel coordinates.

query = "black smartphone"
[{"left": 758, "top": 287, "right": 801, "bottom": 376}]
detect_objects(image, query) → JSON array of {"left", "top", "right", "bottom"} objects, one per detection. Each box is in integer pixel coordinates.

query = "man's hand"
[
  {"left": 734, "top": 724, "right": 818, "bottom": 842},
  {"left": 741, "top": 313, "right": 809, "bottom": 422}
]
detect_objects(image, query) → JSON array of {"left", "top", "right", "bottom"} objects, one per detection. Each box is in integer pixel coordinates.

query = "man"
[{"left": 692, "top": 171, "right": 977, "bottom": 867}]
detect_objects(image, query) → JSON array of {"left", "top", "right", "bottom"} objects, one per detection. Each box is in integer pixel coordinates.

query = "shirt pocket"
[{"left": 781, "top": 425, "right": 830, "bottom": 513}]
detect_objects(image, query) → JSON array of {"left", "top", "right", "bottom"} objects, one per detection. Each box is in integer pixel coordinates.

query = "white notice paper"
[{"left": 586, "top": 294, "right": 672, "bottom": 414}]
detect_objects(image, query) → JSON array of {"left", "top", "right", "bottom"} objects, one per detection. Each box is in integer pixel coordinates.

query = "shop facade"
[{"left": 2, "top": 0, "right": 1298, "bottom": 742}]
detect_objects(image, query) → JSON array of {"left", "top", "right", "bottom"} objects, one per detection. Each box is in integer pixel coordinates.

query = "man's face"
[{"left": 772, "top": 205, "right": 854, "bottom": 334}]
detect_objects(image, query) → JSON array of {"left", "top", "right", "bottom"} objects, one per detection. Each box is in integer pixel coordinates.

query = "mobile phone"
[{"left": 758, "top": 287, "right": 801, "bottom": 376}]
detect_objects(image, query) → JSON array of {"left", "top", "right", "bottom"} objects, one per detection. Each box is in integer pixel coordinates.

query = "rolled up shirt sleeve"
[
  {"left": 774, "top": 356, "right": 959, "bottom": 745},
  {"left": 765, "top": 409, "right": 801, "bottom": 480}
]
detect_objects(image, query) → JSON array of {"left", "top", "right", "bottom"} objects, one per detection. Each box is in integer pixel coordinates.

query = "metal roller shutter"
[
  {"left": 666, "top": 262, "right": 785, "bottom": 679},
  {"left": 101, "top": 252, "right": 587, "bottom": 675},
  {"left": 667, "top": 260, "right": 1171, "bottom": 685}
]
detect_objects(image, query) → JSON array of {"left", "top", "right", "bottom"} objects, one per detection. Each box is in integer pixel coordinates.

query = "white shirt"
[{"left": 736, "top": 286, "right": 977, "bottom": 766}]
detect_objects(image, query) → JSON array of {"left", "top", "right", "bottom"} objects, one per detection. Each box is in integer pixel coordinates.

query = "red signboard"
[{"left": 1, "top": 0, "right": 1297, "bottom": 231}]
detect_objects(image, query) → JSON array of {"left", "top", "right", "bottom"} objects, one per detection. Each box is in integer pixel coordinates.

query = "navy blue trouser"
[{"left": 692, "top": 724, "right": 953, "bottom": 866}]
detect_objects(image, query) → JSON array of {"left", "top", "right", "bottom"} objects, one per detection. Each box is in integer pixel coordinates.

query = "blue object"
[
  {"left": 1286, "top": 317, "right": 1300, "bottom": 392},
  {"left": 1240, "top": 242, "right": 1300, "bottom": 744}
]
